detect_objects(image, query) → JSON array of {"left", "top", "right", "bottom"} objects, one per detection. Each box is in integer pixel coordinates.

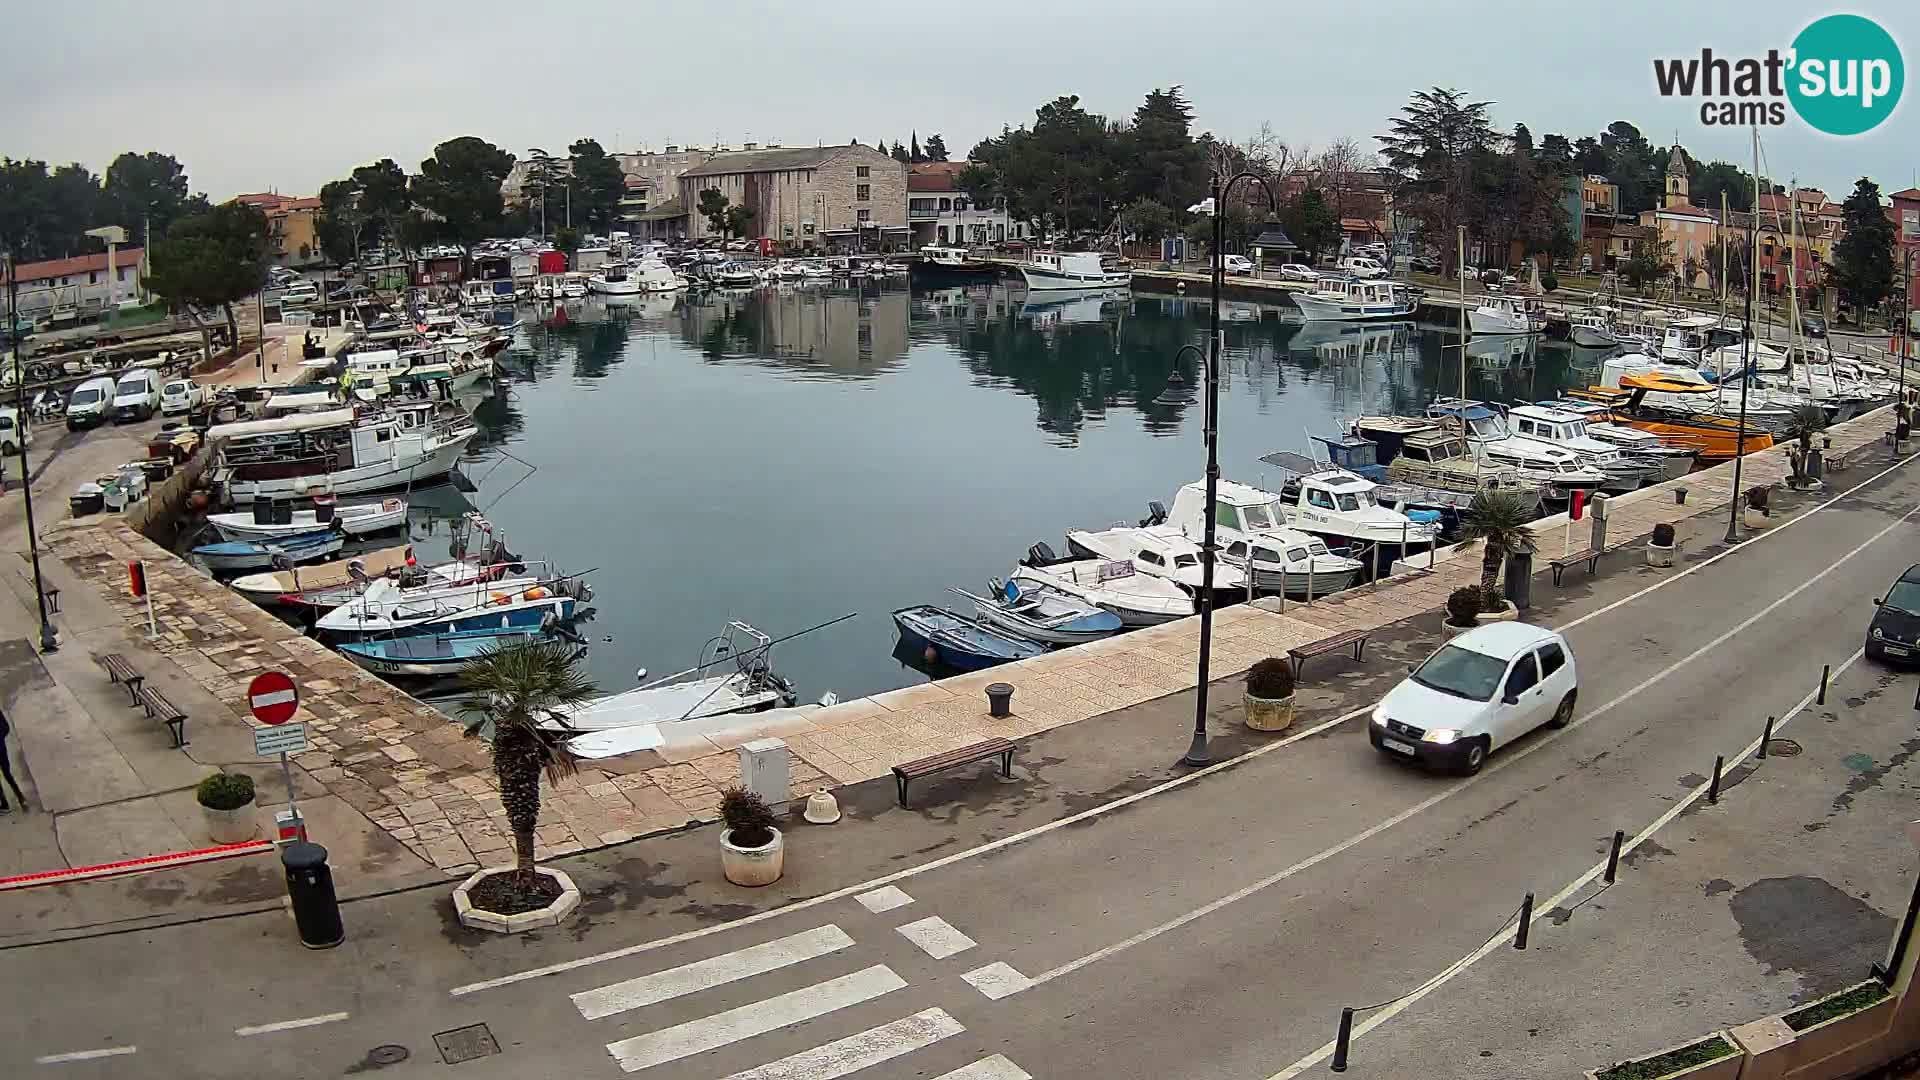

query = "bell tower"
[{"left": 1664, "top": 145, "right": 1690, "bottom": 208}]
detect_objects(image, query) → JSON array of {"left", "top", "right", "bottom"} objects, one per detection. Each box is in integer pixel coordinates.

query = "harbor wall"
[{"left": 123, "top": 443, "right": 213, "bottom": 550}]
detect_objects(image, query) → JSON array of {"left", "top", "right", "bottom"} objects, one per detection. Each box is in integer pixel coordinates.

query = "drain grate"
[
  {"left": 1766, "top": 738, "right": 1803, "bottom": 757},
  {"left": 366, "top": 1045, "right": 409, "bottom": 1066},
  {"left": 434, "top": 1024, "right": 501, "bottom": 1065}
]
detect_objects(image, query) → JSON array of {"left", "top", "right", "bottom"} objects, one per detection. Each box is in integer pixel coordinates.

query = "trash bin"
[
  {"left": 986, "top": 682, "right": 1014, "bottom": 718},
  {"left": 1504, "top": 551, "right": 1534, "bottom": 612},
  {"left": 282, "top": 841, "right": 344, "bottom": 949}
]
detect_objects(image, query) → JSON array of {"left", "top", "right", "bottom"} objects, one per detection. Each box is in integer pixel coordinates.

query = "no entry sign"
[{"left": 247, "top": 671, "right": 300, "bottom": 726}]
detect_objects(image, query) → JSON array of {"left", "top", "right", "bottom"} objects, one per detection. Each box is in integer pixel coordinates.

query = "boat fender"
[
  {"left": 523, "top": 587, "right": 548, "bottom": 601},
  {"left": 491, "top": 592, "right": 510, "bottom": 606}
]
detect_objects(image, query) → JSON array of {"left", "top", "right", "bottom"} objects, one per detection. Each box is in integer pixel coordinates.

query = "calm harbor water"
[{"left": 452, "top": 282, "right": 1598, "bottom": 704}]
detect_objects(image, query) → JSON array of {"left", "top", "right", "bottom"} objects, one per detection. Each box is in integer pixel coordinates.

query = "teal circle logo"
[{"left": 1788, "top": 14, "right": 1903, "bottom": 135}]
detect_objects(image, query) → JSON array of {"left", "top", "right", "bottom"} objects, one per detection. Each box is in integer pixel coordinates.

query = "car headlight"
[
  {"left": 1371, "top": 705, "right": 1389, "bottom": 727},
  {"left": 1423, "top": 728, "right": 1461, "bottom": 745},
  {"left": 1874, "top": 626, "right": 1885, "bottom": 639}
]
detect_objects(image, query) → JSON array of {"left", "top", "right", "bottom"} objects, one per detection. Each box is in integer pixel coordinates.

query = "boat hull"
[
  {"left": 222, "top": 435, "right": 473, "bottom": 500},
  {"left": 1468, "top": 309, "right": 1543, "bottom": 335},
  {"left": 1020, "top": 266, "right": 1132, "bottom": 291},
  {"left": 1571, "top": 327, "right": 1619, "bottom": 348},
  {"left": 210, "top": 500, "right": 407, "bottom": 541},
  {"left": 338, "top": 627, "right": 546, "bottom": 677},
  {"left": 892, "top": 607, "right": 1043, "bottom": 671},
  {"left": 195, "top": 532, "right": 345, "bottom": 572},
  {"left": 1292, "top": 293, "right": 1415, "bottom": 322}
]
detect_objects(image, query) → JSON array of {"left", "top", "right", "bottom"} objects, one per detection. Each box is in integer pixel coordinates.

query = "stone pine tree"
[
  {"left": 460, "top": 641, "right": 597, "bottom": 884},
  {"left": 697, "top": 189, "right": 731, "bottom": 237},
  {"left": 1832, "top": 177, "right": 1896, "bottom": 320},
  {"left": 142, "top": 201, "right": 269, "bottom": 348},
  {"left": 924, "top": 133, "right": 949, "bottom": 162}
]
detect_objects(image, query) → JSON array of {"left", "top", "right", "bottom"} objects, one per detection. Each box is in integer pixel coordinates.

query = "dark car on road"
[
  {"left": 1802, "top": 314, "right": 1827, "bottom": 338},
  {"left": 1868, "top": 564, "right": 1920, "bottom": 662}
]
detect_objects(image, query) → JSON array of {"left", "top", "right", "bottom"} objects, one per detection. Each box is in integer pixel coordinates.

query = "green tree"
[
  {"left": 924, "top": 133, "right": 949, "bottom": 162},
  {"left": 1121, "top": 87, "right": 1206, "bottom": 215},
  {"left": 568, "top": 139, "right": 627, "bottom": 233},
  {"left": 891, "top": 141, "right": 910, "bottom": 164},
  {"left": 1622, "top": 236, "right": 1670, "bottom": 292},
  {"left": 410, "top": 136, "right": 516, "bottom": 257},
  {"left": 1285, "top": 186, "right": 1340, "bottom": 264},
  {"left": 1832, "top": 177, "right": 1896, "bottom": 315},
  {"left": 724, "top": 205, "right": 755, "bottom": 240},
  {"left": 1459, "top": 488, "right": 1538, "bottom": 598},
  {"left": 1117, "top": 198, "right": 1174, "bottom": 249},
  {"left": 1599, "top": 121, "right": 1661, "bottom": 214},
  {"left": 314, "top": 178, "right": 366, "bottom": 264},
  {"left": 348, "top": 158, "right": 410, "bottom": 250},
  {"left": 910, "top": 132, "right": 924, "bottom": 163},
  {"left": 142, "top": 201, "right": 269, "bottom": 345},
  {"left": 554, "top": 226, "right": 582, "bottom": 257},
  {"left": 103, "top": 151, "right": 208, "bottom": 241},
  {"left": 1376, "top": 86, "right": 1497, "bottom": 266},
  {"left": 1688, "top": 159, "right": 1754, "bottom": 214},
  {"left": 459, "top": 641, "right": 597, "bottom": 883},
  {"left": 697, "top": 188, "right": 731, "bottom": 235}
]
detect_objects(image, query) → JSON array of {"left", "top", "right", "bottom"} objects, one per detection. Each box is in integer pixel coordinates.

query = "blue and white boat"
[
  {"left": 892, "top": 606, "right": 1046, "bottom": 672},
  {"left": 951, "top": 579, "right": 1122, "bottom": 646},
  {"left": 316, "top": 571, "right": 591, "bottom": 640},
  {"left": 192, "top": 527, "right": 345, "bottom": 573},
  {"left": 336, "top": 626, "right": 551, "bottom": 677}
]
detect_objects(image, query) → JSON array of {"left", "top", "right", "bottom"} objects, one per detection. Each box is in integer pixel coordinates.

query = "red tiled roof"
[
  {"left": 908, "top": 162, "right": 969, "bottom": 193},
  {"left": 277, "top": 197, "right": 321, "bottom": 212},
  {"left": 1, "top": 248, "right": 146, "bottom": 285},
  {"left": 1339, "top": 217, "right": 1376, "bottom": 231},
  {"left": 1890, "top": 187, "right": 1920, "bottom": 202},
  {"left": 233, "top": 192, "right": 291, "bottom": 209}
]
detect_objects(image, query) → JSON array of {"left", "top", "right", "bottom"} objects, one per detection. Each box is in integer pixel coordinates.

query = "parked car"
[
  {"left": 65, "top": 376, "right": 117, "bottom": 429},
  {"left": 1336, "top": 256, "right": 1388, "bottom": 279},
  {"left": 1279, "top": 264, "right": 1320, "bottom": 282},
  {"left": 0, "top": 406, "right": 32, "bottom": 457},
  {"left": 111, "top": 369, "right": 163, "bottom": 423},
  {"left": 1867, "top": 564, "right": 1920, "bottom": 663},
  {"left": 1221, "top": 255, "right": 1255, "bottom": 275},
  {"left": 280, "top": 282, "right": 320, "bottom": 306},
  {"left": 1802, "top": 314, "right": 1827, "bottom": 339},
  {"left": 1408, "top": 256, "right": 1439, "bottom": 274},
  {"left": 160, "top": 378, "right": 209, "bottom": 416},
  {"left": 1369, "top": 622, "right": 1578, "bottom": 775}
]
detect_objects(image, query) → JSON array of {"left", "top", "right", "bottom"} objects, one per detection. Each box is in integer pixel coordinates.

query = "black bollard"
[
  {"left": 1759, "top": 716, "right": 1776, "bottom": 759},
  {"left": 1514, "top": 892, "right": 1534, "bottom": 950},
  {"left": 1818, "top": 664, "right": 1830, "bottom": 705},
  {"left": 1604, "top": 830, "right": 1625, "bottom": 884},
  {"left": 282, "top": 841, "right": 344, "bottom": 949},
  {"left": 1331, "top": 1007, "right": 1354, "bottom": 1072},
  {"left": 1707, "top": 755, "right": 1725, "bottom": 805}
]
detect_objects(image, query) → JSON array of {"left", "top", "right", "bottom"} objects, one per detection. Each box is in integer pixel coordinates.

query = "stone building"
[{"left": 677, "top": 143, "right": 908, "bottom": 251}]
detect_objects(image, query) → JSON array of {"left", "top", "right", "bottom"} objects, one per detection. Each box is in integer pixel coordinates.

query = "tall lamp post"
[
  {"left": 1182, "top": 171, "right": 1279, "bottom": 767},
  {"left": 1724, "top": 133, "right": 1761, "bottom": 545},
  {"left": 4, "top": 256, "right": 58, "bottom": 653}
]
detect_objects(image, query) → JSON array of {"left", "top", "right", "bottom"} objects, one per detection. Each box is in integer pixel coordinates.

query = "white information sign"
[{"left": 254, "top": 722, "right": 309, "bottom": 757}]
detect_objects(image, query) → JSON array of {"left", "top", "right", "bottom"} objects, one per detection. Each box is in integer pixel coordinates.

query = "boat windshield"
[
  {"left": 1241, "top": 503, "right": 1275, "bottom": 529},
  {"left": 1173, "top": 554, "right": 1198, "bottom": 568},
  {"left": 1307, "top": 540, "right": 1331, "bottom": 555},
  {"left": 1411, "top": 644, "right": 1508, "bottom": 702},
  {"left": 1335, "top": 489, "right": 1373, "bottom": 512},
  {"left": 1469, "top": 415, "right": 1508, "bottom": 439}
]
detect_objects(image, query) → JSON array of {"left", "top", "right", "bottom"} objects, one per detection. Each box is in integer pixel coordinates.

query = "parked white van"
[
  {"left": 1336, "top": 256, "right": 1388, "bottom": 279},
  {"left": 112, "top": 369, "right": 163, "bottom": 423},
  {"left": 66, "top": 376, "right": 118, "bottom": 429}
]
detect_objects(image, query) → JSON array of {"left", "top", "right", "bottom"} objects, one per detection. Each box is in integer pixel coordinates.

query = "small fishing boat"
[
  {"left": 1535, "top": 399, "right": 1699, "bottom": 481},
  {"left": 1468, "top": 295, "right": 1545, "bottom": 336},
  {"left": 1569, "top": 307, "right": 1621, "bottom": 348},
  {"left": 952, "top": 579, "right": 1122, "bottom": 646},
  {"left": 892, "top": 606, "right": 1047, "bottom": 671},
  {"left": 193, "top": 527, "right": 345, "bottom": 572},
  {"left": 337, "top": 625, "right": 554, "bottom": 677},
  {"left": 1065, "top": 523, "right": 1251, "bottom": 595},
  {"left": 316, "top": 571, "right": 588, "bottom": 639},
  {"left": 1290, "top": 277, "right": 1416, "bottom": 322},
  {"left": 208, "top": 497, "right": 408, "bottom": 541},
  {"left": 1013, "top": 548, "right": 1196, "bottom": 626}
]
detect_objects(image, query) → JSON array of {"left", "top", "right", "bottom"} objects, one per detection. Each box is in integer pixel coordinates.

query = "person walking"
[{"left": 0, "top": 705, "right": 27, "bottom": 813}]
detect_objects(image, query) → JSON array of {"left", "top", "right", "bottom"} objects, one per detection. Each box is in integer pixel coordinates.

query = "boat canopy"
[{"left": 208, "top": 408, "right": 358, "bottom": 440}]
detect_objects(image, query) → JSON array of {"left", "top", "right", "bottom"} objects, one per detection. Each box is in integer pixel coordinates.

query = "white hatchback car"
[
  {"left": 160, "top": 378, "right": 208, "bottom": 416},
  {"left": 1369, "top": 622, "right": 1577, "bottom": 774},
  {"left": 1279, "top": 263, "right": 1319, "bottom": 282}
]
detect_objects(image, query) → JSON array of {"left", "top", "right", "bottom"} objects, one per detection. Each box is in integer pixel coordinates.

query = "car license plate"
[
  {"left": 1885, "top": 645, "right": 1910, "bottom": 657},
  {"left": 1382, "top": 738, "right": 1416, "bottom": 756}
]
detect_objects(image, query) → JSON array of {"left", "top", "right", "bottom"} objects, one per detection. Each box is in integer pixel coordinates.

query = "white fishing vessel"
[
  {"left": 1467, "top": 295, "right": 1544, "bottom": 335},
  {"left": 1537, "top": 399, "right": 1699, "bottom": 481},
  {"left": 1424, "top": 399, "right": 1606, "bottom": 503},
  {"left": 316, "top": 570, "right": 588, "bottom": 638},
  {"left": 588, "top": 263, "right": 644, "bottom": 295},
  {"left": 1350, "top": 416, "right": 1543, "bottom": 504},
  {"left": 1290, "top": 277, "right": 1416, "bottom": 322},
  {"left": 1165, "top": 476, "right": 1397, "bottom": 586},
  {"left": 1508, "top": 404, "right": 1662, "bottom": 493},
  {"left": 1011, "top": 551, "right": 1192, "bottom": 626},
  {"left": 1064, "top": 523, "right": 1250, "bottom": 594},
  {"left": 209, "top": 403, "right": 478, "bottom": 500},
  {"left": 209, "top": 496, "right": 408, "bottom": 541},
  {"left": 1569, "top": 308, "right": 1621, "bottom": 348},
  {"left": 1019, "top": 251, "right": 1131, "bottom": 291}
]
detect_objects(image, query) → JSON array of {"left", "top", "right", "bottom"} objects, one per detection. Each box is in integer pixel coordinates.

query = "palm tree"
[
  {"left": 1459, "top": 488, "right": 1539, "bottom": 599},
  {"left": 460, "top": 640, "right": 597, "bottom": 883},
  {"left": 1782, "top": 402, "right": 1827, "bottom": 486}
]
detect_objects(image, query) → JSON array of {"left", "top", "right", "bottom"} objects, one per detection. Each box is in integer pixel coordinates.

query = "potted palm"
[
  {"left": 196, "top": 771, "right": 257, "bottom": 843},
  {"left": 452, "top": 640, "right": 596, "bottom": 933},
  {"left": 1783, "top": 403, "right": 1827, "bottom": 489},
  {"left": 1459, "top": 488, "right": 1536, "bottom": 618},
  {"left": 1743, "top": 485, "right": 1771, "bottom": 530},
  {"left": 1242, "top": 657, "right": 1296, "bottom": 732},
  {"left": 720, "top": 787, "right": 785, "bottom": 886},
  {"left": 1647, "top": 523, "right": 1677, "bottom": 567}
]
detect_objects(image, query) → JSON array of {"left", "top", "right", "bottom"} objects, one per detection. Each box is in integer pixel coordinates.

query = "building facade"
[
  {"left": 907, "top": 163, "right": 1023, "bottom": 247},
  {"left": 1636, "top": 147, "right": 1717, "bottom": 287},
  {"left": 235, "top": 192, "right": 325, "bottom": 267},
  {"left": 678, "top": 144, "right": 908, "bottom": 251},
  {"left": 1, "top": 248, "right": 146, "bottom": 318},
  {"left": 1891, "top": 188, "right": 1920, "bottom": 316}
]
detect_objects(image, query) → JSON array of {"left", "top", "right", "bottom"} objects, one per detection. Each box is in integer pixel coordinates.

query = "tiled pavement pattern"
[{"left": 41, "top": 406, "right": 1896, "bottom": 875}]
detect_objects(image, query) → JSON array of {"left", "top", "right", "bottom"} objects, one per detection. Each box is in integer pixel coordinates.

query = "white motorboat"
[
  {"left": 316, "top": 570, "right": 587, "bottom": 639},
  {"left": 1020, "top": 251, "right": 1131, "bottom": 291},
  {"left": 550, "top": 622, "right": 800, "bottom": 757},
  {"left": 588, "top": 263, "right": 644, "bottom": 295},
  {"left": 1508, "top": 404, "right": 1663, "bottom": 493},
  {"left": 209, "top": 403, "right": 478, "bottom": 500},
  {"left": 1538, "top": 399, "right": 1699, "bottom": 481},
  {"left": 459, "top": 278, "right": 518, "bottom": 307},
  {"left": 1351, "top": 416, "right": 1545, "bottom": 505},
  {"left": 1468, "top": 295, "right": 1544, "bottom": 335},
  {"left": 1011, "top": 553, "right": 1192, "bottom": 626},
  {"left": 1424, "top": 399, "right": 1607, "bottom": 503},
  {"left": 1064, "top": 524, "right": 1250, "bottom": 594},
  {"left": 1569, "top": 308, "right": 1621, "bottom": 348},
  {"left": 1290, "top": 277, "right": 1416, "bottom": 322},
  {"left": 714, "top": 263, "right": 759, "bottom": 288},
  {"left": 918, "top": 246, "right": 998, "bottom": 276},
  {"left": 1603, "top": 352, "right": 1802, "bottom": 429},
  {"left": 1163, "top": 479, "right": 1384, "bottom": 591},
  {"left": 952, "top": 579, "right": 1122, "bottom": 646},
  {"left": 209, "top": 496, "right": 408, "bottom": 541}
]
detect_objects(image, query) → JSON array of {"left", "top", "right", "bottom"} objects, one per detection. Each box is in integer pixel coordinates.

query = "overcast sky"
[{"left": 4, "top": 1, "right": 1912, "bottom": 202}]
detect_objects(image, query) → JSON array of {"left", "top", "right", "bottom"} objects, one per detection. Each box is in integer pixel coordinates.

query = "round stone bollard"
[{"left": 986, "top": 682, "right": 1014, "bottom": 718}]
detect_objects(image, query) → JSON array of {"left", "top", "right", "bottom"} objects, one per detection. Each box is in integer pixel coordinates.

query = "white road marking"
[
  {"left": 573, "top": 925, "right": 854, "bottom": 1021},
  {"left": 895, "top": 915, "right": 976, "bottom": 959},
  {"left": 934, "top": 1055, "right": 1036, "bottom": 1079},
  {"left": 233, "top": 1011, "right": 349, "bottom": 1037},
  {"left": 1264, "top": 649, "right": 1866, "bottom": 1079},
  {"left": 605, "top": 964, "right": 906, "bottom": 1073},
  {"left": 34, "top": 1047, "right": 137, "bottom": 1064},
  {"left": 854, "top": 885, "right": 915, "bottom": 913},
  {"left": 961, "top": 962, "right": 1034, "bottom": 1001},
  {"left": 449, "top": 444, "right": 1919, "bottom": 1000},
  {"left": 720, "top": 1007, "right": 963, "bottom": 1080},
  {"left": 1018, "top": 496, "right": 1920, "bottom": 993}
]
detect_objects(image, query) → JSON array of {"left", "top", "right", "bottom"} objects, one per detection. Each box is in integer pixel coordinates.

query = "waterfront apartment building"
[
  {"left": 908, "top": 163, "right": 1024, "bottom": 248},
  {"left": 235, "top": 192, "right": 325, "bottom": 267},
  {"left": 677, "top": 143, "right": 908, "bottom": 251},
  {"left": 0, "top": 248, "right": 145, "bottom": 318}
]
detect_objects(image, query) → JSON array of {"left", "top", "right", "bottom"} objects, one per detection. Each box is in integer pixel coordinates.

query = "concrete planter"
[
  {"left": 1769, "top": 980, "right": 1897, "bottom": 1072},
  {"left": 1743, "top": 507, "right": 1772, "bottom": 530},
  {"left": 1475, "top": 601, "right": 1518, "bottom": 624},
  {"left": 452, "top": 866, "right": 581, "bottom": 934},
  {"left": 202, "top": 802, "right": 257, "bottom": 844},
  {"left": 1583, "top": 1032, "right": 1741, "bottom": 1080},
  {"left": 1647, "top": 542, "right": 1676, "bottom": 568},
  {"left": 1443, "top": 620, "right": 1476, "bottom": 637},
  {"left": 721, "top": 827, "right": 785, "bottom": 887},
  {"left": 1243, "top": 691, "right": 1295, "bottom": 732}
]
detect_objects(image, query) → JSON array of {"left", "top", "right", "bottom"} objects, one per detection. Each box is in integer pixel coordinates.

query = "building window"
[
  {"left": 856, "top": 184, "right": 870, "bottom": 201},
  {"left": 955, "top": 199, "right": 968, "bottom": 213},
  {"left": 857, "top": 209, "right": 872, "bottom": 223},
  {"left": 856, "top": 165, "right": 870, "bottom": 178},
  {"left": 939, "top": 198, "right": 952, "bottom": 212},
  {"left": 88, "top": 271, "right": 99, "bottom": 284}
]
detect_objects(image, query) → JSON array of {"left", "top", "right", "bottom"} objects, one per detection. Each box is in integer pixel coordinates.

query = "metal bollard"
[
  {"left": 1758, "top": 715, "right": 1776, "bottom": 759},
  {"left": 1331, "top": 1007, "right": 1354, "bottom": 1072},
  {"left": 1818, "top": 664, "right": 1830, "bottom": 705},
  {"left": 282, "top": 841, "right": 344, "bottom": 949},
  {"left": 1514, "top": 892, "right": 1534, "bottom": 950},
  {"left": 1707, "top": 755, "right": 1725, "bottom": 804},
  {"left": 1604, "top": 830, "right": 1625, "bottom": 884}
]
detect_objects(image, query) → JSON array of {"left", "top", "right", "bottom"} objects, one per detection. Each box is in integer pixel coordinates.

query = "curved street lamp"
[{"left": 1183, "top": 171, "right": 1279, "bottom": 767}]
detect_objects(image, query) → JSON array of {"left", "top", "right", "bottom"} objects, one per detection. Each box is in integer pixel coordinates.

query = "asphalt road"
[{"left": 6, "top": 449, "right": 1920, "bottom": 1079}]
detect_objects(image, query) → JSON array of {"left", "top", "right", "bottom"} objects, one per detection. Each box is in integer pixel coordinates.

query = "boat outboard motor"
[
  {"left": 1024, "top": 542, "right": 1060, "bottom": 568},
  {"left": 1140, "top": 501, "right": 1168, "bottom": 527}
]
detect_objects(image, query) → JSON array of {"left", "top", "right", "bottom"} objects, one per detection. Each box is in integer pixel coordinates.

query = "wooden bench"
[
  {"left": 893, "top": 737, "right": 1016, "bottom": 808},
  {"left": 99, "top": 653, "right": 144, "bottom": 705},
  {"left": 1287, "top": 629, "right": 1372, "bottom": 679},
  {"left": 135, "top": 684, "right": 188, "bottom": 748},
  {"left": 1549, "top": 542, "right": 1633, "bottom": 585}
]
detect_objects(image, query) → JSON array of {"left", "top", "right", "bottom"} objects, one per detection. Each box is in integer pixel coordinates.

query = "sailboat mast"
[{"left": 1457, "top": 224, "right": 1467, "bottom": 403}]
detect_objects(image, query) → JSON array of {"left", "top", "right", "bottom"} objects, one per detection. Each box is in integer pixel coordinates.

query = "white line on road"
[
  {"left": 1018, "top": 495, "right": 1920, "bottom": 992},
  {"left": 720, "top": 1007, "right": 963, "bottom": 1080},
  {"left": 605, "top": 964, "right": 906, "bottom": 1073},
  {"left": 854, "top": 886, "right": 915, "bottom": 913},
  {"left": 448, "top": 446, "right": 1920, "bottom": 1000},
  {"left": 573, "top": 925, "right": 855, "bottom": 1021},
  {"left": 34, "top": 1047, "right": 137, "bottom": 1064},
  {"left": 1264, "top": 647, "right": 1867, "bottom": 1079},
  {"left": 961, "top": 962, "right": 1034, "bottom": 1001},
  {"left": 934, "top": 1055, "right": 1036, "bottom": 1079},
  {"left": 233, "top": 1012, "right": 350, "bottom": 1037},
  {"left": 895, "top": 915, "right": 976, "bottom": 959}
]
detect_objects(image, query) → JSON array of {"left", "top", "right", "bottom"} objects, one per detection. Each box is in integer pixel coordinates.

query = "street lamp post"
[
  {"left": 4, "top": 256, "right": 58, "bottom": 653},
  {"left": 1725, "top": 145, "right": 1761, "bottom": 545},
  {"left": 1183, "top": 171, "right": 1279, "bottom": 768}
]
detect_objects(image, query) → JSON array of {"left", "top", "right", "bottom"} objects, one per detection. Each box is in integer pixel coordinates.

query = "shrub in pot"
[
  {"left": 1475, "top": 584, "right": 1516, "bottom": 622},
  {"left": 719, "top": 787, "right": 785, "bottom": 887},
  {"left": 1242, "top": 657, "right": 1296, "bottom": 732},
  {"left": 1445, "top": 586, "right": 1483, "bottom": 631},
  {"left": 196, "top": 771, "right": 257, "bottom": 844},
  {"left": 1647, "top": 522, "right": 1677, "bottom": 567},
  {"left": 1743, "top": 485, "right": 1771, "bottom": 529}
]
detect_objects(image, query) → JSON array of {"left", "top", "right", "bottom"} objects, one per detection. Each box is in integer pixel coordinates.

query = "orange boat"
[{"left": 1564, "top": 376, "right": 1774, "bottom": 464}]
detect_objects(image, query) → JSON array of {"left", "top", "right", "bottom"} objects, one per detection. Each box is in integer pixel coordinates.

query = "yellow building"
[
  {"left": 234, "top": 193, "right": 325, "bottom": 267},
  {"left": 1637, "top": 146, "right": 1718, "bottom": 288}
]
